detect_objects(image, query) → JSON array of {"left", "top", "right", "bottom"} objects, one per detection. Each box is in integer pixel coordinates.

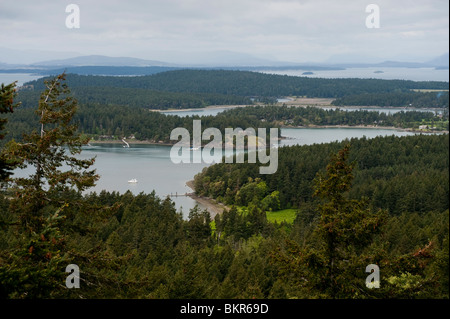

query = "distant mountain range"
[
  {"left": 32, "top": 55, "right": 174, "bottom": 67},
  {"left": 426, "top": 53, "right": 449, "bottom": 68},
  {"left": 0, "top": 52, "right": 448, "bottom": 76},
  {"left": 327, "top": 53, "right": 449, "bottom": 69}
]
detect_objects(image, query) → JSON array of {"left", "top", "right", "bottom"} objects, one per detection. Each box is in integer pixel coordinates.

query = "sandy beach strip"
[{"left": 185, "top": 180, "right": 230, "bottom": 219}]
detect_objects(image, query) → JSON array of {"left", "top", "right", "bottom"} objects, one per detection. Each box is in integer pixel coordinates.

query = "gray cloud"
[{"left": 0, "top": 0, "right": 448, "bottom": 64}]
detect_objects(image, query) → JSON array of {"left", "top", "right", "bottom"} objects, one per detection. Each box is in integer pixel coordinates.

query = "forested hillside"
[
  {"left": 19, "top": 70, "right": 449, "bottom": 108},
  {"left": 194, "top": 134, "right": 449, "bottom": 215},
  {"left": 332, "top": 91, "right": 449, "bottom": 108},
  {"left": 16, "top": 87, "right": 252, "bottom": 110},
  {"left": 2, "top": 104, "right": 281, "bottom": 144},
  {"left": 25, "top": 70, "right": 448, "bottom": 96}
]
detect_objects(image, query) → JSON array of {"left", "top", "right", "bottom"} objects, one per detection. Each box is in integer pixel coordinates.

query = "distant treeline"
[
  {"left": 20, "top": 70, "right": 449, "bottom": 108},
  {"left": 16, "top": 88, "right": 251, "bottom": 110},
  {"left": 218, "top": 105, "right": 446, "bottom": 129},
  {"left": 2, "top": 104, "right": 278, "bottom": 144}
]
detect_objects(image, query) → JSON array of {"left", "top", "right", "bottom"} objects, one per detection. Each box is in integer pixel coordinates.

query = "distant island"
[
  {"left": 302, "top": 71, "right": 314, "bottom": 75},
  {"left": 374, "top": 70, "right": 384, "bottom": 74}
]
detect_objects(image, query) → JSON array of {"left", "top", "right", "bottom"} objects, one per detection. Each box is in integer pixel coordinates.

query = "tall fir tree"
[
  {"left": 312, "top": 144, "right": 387, "bottom": 298},
  {"left": 0, "top": 73, "right": 100, "bottom": 298},
  {"left": 273, "top": 145, "right": 387, "bottom": 298},
  {"left": 0, "top": 81, "right": 20, "bottom": 181}
]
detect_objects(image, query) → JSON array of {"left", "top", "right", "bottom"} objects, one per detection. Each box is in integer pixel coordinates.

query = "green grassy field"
[
  {"left": 233, "top": 206, "right": 299, "bottom": 224},
  {"left": 266, "top": 208, "right": 297, "bottom": 224},
  {"left": 210, "top": 206, "right": 298, "bottom": 227}
]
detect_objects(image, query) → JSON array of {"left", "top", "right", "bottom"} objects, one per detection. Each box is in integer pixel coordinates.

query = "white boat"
[{"left": 128, "top": 178, "right": 138, "bottom": 183}]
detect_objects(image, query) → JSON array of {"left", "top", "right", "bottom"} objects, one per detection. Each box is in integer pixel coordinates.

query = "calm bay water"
[
  {"left": 80, "top": 144, "right": 210, "bottom": 217},
  {"left": 0, "top": 73, "right": 43, "bottom": 86},
  {"left": 279, "top": 127, "right": 416, "bottom": 147},
  {"left": 259, "top": 67, "right": 449, "bottom": 82},
  {"left": 162, "top": 107, "right": 236, "bottom": 117}
]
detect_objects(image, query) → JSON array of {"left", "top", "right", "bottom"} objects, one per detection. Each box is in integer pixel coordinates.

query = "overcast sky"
[{"left": 0, "top": 0, "right": 448, "bottom": 64}]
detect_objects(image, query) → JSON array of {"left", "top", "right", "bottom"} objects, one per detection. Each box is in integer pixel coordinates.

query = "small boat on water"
[{"left": 128, "top": 178, "right": 138, "bottom": 183}]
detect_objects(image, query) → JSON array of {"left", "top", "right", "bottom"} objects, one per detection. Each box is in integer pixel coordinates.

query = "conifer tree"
[
  {"left": 5, "top": 73, "right": 98, "bottom": 229},
  {"left": 273, "top": 145, "right": 387, "bottom": 298},
  {"left": 0, "top": 73, "right": 99, "bottom": 298},
  {"left": 0, "top": 81, "right": 20, "bottom": 181},
  {"left": 312, "top": 144, "right": 387, "bottom": 298}
]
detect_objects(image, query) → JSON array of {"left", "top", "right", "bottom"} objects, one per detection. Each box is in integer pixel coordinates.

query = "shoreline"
[
  {"left": 281, "top": 124, "right": 448, "bottom": 134},
  {"left": 88, "top": 125, "right": 448, "bottom": 146},
  {"left": 148, "top": 98, "right": 444, "bottom": 113},
  {"left": 89, "top": 139, "right": 174, "bottom": 146},
  {"left": 185, "top": 180, "right": 230, "bottom": 218},
  {"left": 150, "top": 104, "right": 254, "bottom": 113}
]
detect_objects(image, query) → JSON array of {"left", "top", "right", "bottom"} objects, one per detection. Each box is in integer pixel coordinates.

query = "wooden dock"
[{"left": 166, "top": 192, "right": 194, "bottom": 198}]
